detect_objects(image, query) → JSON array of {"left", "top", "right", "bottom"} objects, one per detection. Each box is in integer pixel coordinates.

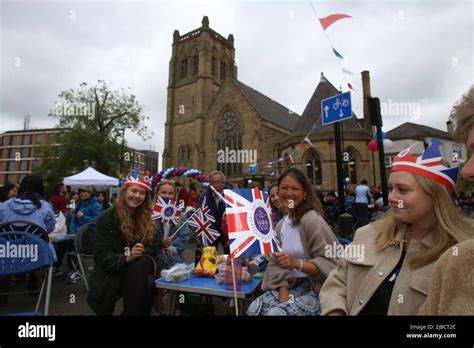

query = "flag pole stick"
[
  {"left": 230, "top": 257, "right": 239, "bottom": 316},
  {"left": 209, "top": 185, "right": 225, "bottom": 202},
  {"left": 169, "top": 208, "right": 199, "bottom": 240}
]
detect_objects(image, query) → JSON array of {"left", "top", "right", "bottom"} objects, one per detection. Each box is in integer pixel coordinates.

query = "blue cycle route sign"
[{"left": 321, "top": 91, "right": 352, "bottom": 126}]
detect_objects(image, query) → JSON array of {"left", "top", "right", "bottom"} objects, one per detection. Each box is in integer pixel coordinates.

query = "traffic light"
[{"left": 367, "top": 96, "right": 382, "bottom": 127}]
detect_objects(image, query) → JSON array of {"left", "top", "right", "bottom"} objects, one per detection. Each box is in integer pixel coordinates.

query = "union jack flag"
[
  {"left": 224, "top": 188, "right": 281, "bottom": 258},
  {"left": 187, "top": 206, "right": 220, "bottom": 246},
  {"left": 392, "top": 139, "right": 459, "bottom": 190},
  {"left": 152, "top": 196, "right": 182, "bottom": 225}
]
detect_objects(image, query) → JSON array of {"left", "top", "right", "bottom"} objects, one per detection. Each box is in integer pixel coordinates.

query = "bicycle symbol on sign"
[{"left": 333, "top": 97, "right": 349, "bottom": 110}]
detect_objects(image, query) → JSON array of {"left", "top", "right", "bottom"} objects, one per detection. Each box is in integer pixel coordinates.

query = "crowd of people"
[{"left": 0, "top": 88, "right": 473, "bottom": 316}]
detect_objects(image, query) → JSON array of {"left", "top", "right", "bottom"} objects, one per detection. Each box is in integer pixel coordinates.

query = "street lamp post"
[{"left": 120, "top": 128, "right": 126, "bottom": 176}]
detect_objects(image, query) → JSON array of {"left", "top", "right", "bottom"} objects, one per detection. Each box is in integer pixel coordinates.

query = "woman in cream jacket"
[{"left": 320, "top": 140, "right": 473, "bottom": 316}]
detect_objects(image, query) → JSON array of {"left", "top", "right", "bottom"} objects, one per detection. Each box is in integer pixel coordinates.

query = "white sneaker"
[{"left": 67, "top": 271, "right": 81, "bottom": 284}]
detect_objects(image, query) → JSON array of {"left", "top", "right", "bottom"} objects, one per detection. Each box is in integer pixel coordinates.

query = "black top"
[{"left": 359, "top": 251, "right": 406, "bottom": 316}]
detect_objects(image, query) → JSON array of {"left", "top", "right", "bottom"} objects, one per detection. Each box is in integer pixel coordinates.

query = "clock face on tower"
[{"left": 221, "top": 112, "right": 237, "bottom": 131}]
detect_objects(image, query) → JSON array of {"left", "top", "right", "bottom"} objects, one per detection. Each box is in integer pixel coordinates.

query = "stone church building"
[{"left": 163, "top": 17, "right": 380, "bottom": 191}]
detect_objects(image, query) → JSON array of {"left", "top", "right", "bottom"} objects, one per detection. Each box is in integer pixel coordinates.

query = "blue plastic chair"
[
  {"left": 73, "top": 222, "right": 96, "bottom": 292},
  {"left": 0, "top": 222, "right": 55, "bottom": 315}
]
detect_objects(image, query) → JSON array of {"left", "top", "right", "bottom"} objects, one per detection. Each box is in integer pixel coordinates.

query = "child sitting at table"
[{"left": 152, "top": 180, "right": 191, "bottom": 315}]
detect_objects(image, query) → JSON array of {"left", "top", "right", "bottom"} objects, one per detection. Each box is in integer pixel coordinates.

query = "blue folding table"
[{"left": 156, "top": 273, "right": 262, "bottom": 315}]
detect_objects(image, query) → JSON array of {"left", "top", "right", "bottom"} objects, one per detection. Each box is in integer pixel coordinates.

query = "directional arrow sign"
[{"left": 321, "top": 91, "right": 353, "bottom": 126}]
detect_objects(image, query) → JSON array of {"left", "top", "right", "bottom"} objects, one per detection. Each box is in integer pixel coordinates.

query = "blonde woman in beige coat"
[{"left": 320, "top": 139, "right": 472, "bottom": 316}]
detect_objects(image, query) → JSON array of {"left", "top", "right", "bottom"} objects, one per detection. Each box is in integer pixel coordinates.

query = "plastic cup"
[{"left": 225, "top": 258, "right": 242, "bottom": 291}]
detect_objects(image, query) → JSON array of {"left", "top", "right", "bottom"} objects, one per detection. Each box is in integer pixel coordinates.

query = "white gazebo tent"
[{"left": 63, "top": 167, "right": 119, "bottom": 192}]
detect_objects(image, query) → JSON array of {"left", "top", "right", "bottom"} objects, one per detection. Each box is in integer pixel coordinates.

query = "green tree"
[{"left": 39, "top": 80, "right": 152, "bottom": 192}]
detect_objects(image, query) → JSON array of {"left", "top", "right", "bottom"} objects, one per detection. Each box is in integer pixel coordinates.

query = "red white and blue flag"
[
  {"left": 152, "top": 196, "right": 182, "bottom": 225},
  {"left": 392, "top": 139, "right": 459, "bottom": 190},
  {"left": 188, "top": 206, "right": 220, "bottom": 246},
  {"left": 319, "top": 13, "right": 352, "bottom": 30},
  {"left": 224, "top": 188, "right": 282, "bottom": 258}
]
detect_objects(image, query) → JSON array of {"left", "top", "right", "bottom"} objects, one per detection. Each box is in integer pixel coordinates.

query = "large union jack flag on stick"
[
  {"left": 188, "top": 206, "right": 220, "bottom": 246},
  {"left": 224, "top": 188, "right": 281, "bottom": 258},
  {"left": 152, "top": 196, "right": 182, "bottom": 225}
]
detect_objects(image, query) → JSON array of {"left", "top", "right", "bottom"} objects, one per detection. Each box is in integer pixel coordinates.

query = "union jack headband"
[
  {"left": 391, "top": 139, "right": 459, "bottom": 190},
  {"left": 124, "top": 169, "right": 152, "bottom": 192}
]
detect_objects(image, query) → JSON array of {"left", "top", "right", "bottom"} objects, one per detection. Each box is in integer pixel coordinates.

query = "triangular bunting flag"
[
  {"left": 319, "top": 14, "right": 353, "bottom": 30},
  {"left": 332, "top": 48, "right": 344, "bottom": 59},
  {"left": 303, "top": 136, "right": 313, "bottom": 147},
  {"left": 342, "top": 68, "right": 354, "bottom": 76}
]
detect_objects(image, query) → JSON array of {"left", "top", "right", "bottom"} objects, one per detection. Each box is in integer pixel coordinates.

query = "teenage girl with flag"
[
  {"left": 152, "top": 179, "right": 191, "bottom": 315},
  {"left": 87, "top": 172, "right": 162, "bottom": 315}
]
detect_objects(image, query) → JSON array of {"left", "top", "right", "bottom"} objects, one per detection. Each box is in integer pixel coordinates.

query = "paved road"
[{"left": 0, "top": 243, "right": 234, "bottom": 316}]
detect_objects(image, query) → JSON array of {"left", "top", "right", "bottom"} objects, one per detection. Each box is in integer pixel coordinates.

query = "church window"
[
  {"left": 187, "top": 145, "right": 192, "bottom": 161},
  {"left": 193, "top": 54, "right": 199, "bottom": 74},
  {"left": 180, "top": 58, "right": 187, "bottom": 78},
  {"left": 217, "top": 111, "right": 242, "bottom": 176},
  {"left": 342, "top": 149, "right": 357, "bottom": 184},
  {"left": 220, "top": 61, "right": 226, "bottom": 80},
  {"left": 306, "top": 150, "right": 322, "bottom": 185},
  {"left": 179, "top": 146, "right": 184, "bottom": 161},
  {"left": 212, "top": 57, "right": 216, "bottom": 77}
]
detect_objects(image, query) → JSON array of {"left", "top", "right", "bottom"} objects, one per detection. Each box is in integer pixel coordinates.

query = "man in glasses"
[{"left": 198, "top": 171, "right": 229, "bottom": 253}]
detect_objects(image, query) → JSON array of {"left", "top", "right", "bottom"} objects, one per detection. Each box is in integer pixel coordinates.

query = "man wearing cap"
[{"left": 70, "top": 188, "right": 102, "bottom": 234}]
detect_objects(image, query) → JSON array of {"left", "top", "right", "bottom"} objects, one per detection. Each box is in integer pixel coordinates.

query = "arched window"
[
  {"left": 342, "top": 148, "right": 358, "bottom": 184},
  {"left": 216, "top": 111, "right": 242, "bottom": 176},
  {"left": 220, "top": 61, "right": 226, "bottom": 80},
  {"left": 193, "top": 54, "right": 199, "bottom": 74},
  {"left": 186, "top": 145, "right": 192, "bottom": 161},
  {"left": 179, "top": 146, "right": 184, "bottom": 161},
  {"left": 180, "top": 58, "right": 187, "bottom": 78},
  {"left": 305, "top": 150, "right": 322, "bottom": 185},
  {"left": 212, "top": 56, "right": 217, "bottom": 77}
]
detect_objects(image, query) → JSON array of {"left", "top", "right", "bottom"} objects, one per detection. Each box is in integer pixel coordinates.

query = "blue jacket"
[
  {"left": 0, "top": 197, "right": 56, "bottom": 234},
  {"left": 70, "top": 197, "right": 102, "bottom": 233}
]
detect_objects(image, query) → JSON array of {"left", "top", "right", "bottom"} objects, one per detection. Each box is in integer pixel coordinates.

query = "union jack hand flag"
[
  {"left": 224, "top": 188, "right": 281, "bottom": 258},
  {"left": 188, "top": 206, "right": 220, "bottom": 246},
  {"left": 152, "top": 196, "right": 182, "bottom": 225}
]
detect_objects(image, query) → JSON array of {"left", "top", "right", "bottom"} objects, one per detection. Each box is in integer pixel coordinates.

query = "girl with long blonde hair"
[
  {"left": 320, "top": 139, "right": 472, "bottom": 315},
  {"left": 87, "top": 173, "right": 162, "bottom": 315}
]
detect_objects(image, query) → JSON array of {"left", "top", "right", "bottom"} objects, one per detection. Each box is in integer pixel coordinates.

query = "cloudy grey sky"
[{"left": 1, "top": 0, "right": 472, "bottom": 169}]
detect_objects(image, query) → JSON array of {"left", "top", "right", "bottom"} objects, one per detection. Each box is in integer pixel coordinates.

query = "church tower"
[{"left": 163, "top": 16, "right": 238, "bottom": 170}]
